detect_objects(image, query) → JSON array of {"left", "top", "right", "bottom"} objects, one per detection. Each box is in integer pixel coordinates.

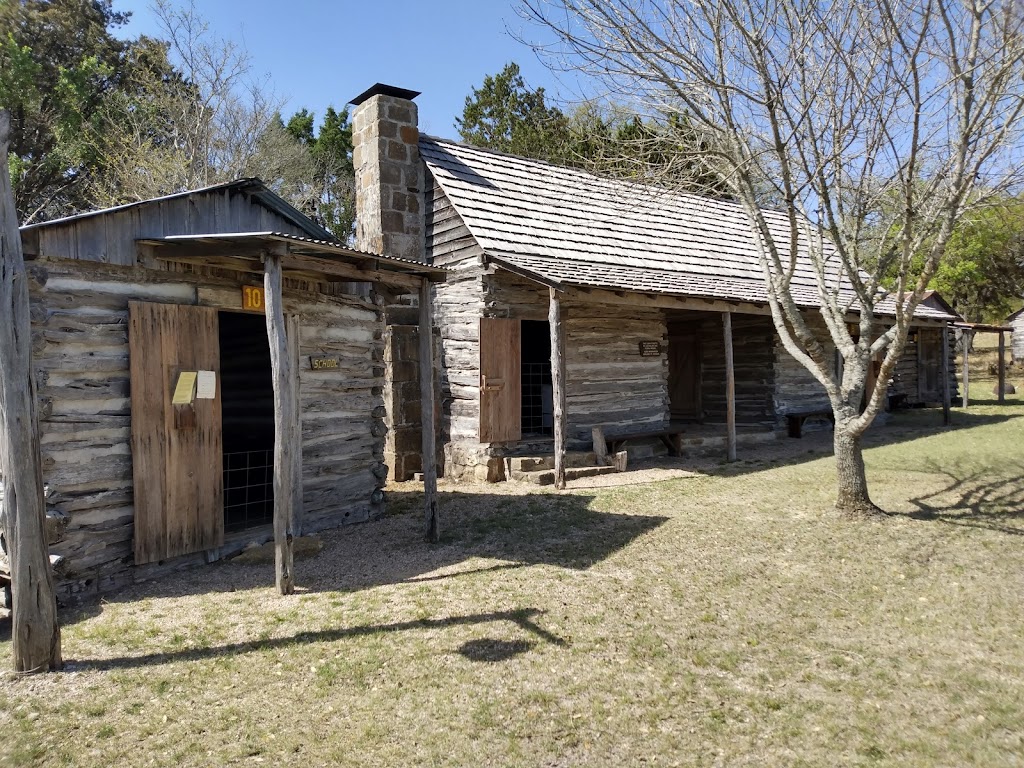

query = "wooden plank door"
[
  {"left": 129, "top": 302, "right": 224, "bottom": 564},
  {"left": 479, "top": 317, "right": 521, "bottom": 443},
  {"left": 668, "top": 332, "right": 702, "bottom": 420}
]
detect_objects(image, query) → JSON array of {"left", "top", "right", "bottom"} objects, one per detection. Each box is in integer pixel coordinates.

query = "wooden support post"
[
  {"left": 287, "top": 314, "right": 303, "bottom": 537},
  {"left": 723, "top": 311, "right": 737, "bottom": 461},
  {"left": 962, "top": 331, "right": 970, "bottom": 409},
  {"left": 592, "top": 426, "right": 609, "bottom": 466},
  {"left": 264, "top": 251, "right": 295, "bottom": 595},
  {"left": 0, "top": 111, "right": 62, "bottom": 672},
  {"left": 419, "top": 278, "right": 439, "bottom": 542},
  {"left": 998, "top": 331, "right": 1006, "bottom": 404},
  {"left": 941, "top": 323, "right": 951, "bottom": 426},
  {"left": 549, "top": 287, "right": 567, "bottom": 490}
]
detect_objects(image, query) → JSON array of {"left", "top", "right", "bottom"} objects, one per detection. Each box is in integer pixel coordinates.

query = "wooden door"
[
  {"left": 479, "top": 317, "right": 521, "bottom": 443},
  {"left": 668, "top": 332, "right": 702, "bottom": 420},
  {"left": 129, "top": 302, "right": 224, "bottom": 564}
]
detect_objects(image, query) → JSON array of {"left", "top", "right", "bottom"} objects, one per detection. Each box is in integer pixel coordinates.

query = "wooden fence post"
[
  {"left": 549, "top": 288, "right": 567, "bottom": 490},
  {"left": 264, "top": 251, "right": 295, "bottom": 595},
  {"left": 419, "top": 278, "right": 439, "bottom": 542},
  {"left": 0, "top": 111, "right": 62, "bottom": 671},
  {"left": 723, "top": 311, "right": 737, "bottom": 461}
]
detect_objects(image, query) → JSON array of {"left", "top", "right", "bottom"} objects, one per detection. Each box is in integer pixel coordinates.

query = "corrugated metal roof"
[
  {"left": 145, "top": 231, "right": 447, "bottom": 277},
  {"left": 20, "top": 178, "right": 335, "bottom": 241},
  {"left": 420, "top": 136, "right": 953, "bottom": 321}
]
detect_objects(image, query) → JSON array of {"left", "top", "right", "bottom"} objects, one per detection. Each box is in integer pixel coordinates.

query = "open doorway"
[
  {"left": 521, "top": 319, "right": 553, "bottom": 437},
  {"left": 668, "top": 322, "right": 702, "bottom": 421},
  {"left": 219, "top": 311, "right": 275, "bottom": 532}
]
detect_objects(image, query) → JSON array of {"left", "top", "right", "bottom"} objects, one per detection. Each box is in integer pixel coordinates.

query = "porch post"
[
  {"left": 941, "top": 323, "right": 951, "bottom": 426},
  {"left": 549, "top": 287, "right": 567, "bottom": 489},
  {"left": 723, "top": 311, "right": 737, "bottom": 461},
  {"left": 264, "top": 250, "right": 295, "bottom": 595},
  {"left": 962, "top": 330, "right": 970, "bottom": 409},
  {"left": 998, "top": 330, "right": 1006, "bottom": 404},
  {"left": 419, "top": 278, "right": 439, "bottom": 541}
]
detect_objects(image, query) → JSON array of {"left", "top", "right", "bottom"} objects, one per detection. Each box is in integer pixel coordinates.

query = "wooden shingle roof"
[{"left": 420, "top": 136, "right": 952, "bottom": 321}]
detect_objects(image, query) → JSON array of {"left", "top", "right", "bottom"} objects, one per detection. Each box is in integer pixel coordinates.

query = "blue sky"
[{"left": 113, "top": 0, "right": 586, "bottom": 137}]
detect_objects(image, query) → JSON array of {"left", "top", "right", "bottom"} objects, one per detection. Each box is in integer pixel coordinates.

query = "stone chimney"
[{"left": 350, "top": 84, "right": 424, "bottom": 262}]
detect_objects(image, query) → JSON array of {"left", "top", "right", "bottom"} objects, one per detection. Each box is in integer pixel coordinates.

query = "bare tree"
[
  {"left": 86, "top": 0, "right": 293, "bottom": 206},
  {"left": 0, "top": 110, "right": 62, "bottom": 672},
  {"left": 522, "top": 0, "right": 1024, "bottom": 514}
]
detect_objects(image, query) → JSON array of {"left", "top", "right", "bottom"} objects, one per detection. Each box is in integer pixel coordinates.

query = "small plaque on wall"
[
  {"left": 310, "top": 356, "right": 340, "bottom": 370},
  {"left": 638, "top": 340, "right": 662, "bottom": 356}
]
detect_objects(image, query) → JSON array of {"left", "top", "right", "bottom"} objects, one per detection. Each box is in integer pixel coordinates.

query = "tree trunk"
[
  {"left": 0, "top": 110, "right": 62, "bottom": 672},
  {"left": 833, "top": 423, "right": 881, "bottom": 516}
]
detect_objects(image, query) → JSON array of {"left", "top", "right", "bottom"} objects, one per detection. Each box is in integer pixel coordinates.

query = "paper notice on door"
[
  {"left": 196, "top": 370, "right": 216, "bottom": 400},
  {"left": 171, "top": 371, "right": 197, "bottom": 405}
]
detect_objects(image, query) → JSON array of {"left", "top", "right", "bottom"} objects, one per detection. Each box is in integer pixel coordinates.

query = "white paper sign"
[{"left": 196, "top": 370, "right": 217, "bottom": 400}]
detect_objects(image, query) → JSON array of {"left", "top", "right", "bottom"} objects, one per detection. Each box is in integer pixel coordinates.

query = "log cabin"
[
  {"left": 349, "top": 84, "right": 958, "bottom": 484},
  {"left": 10, "top": 178, "right": 443, "bottom": 604},
  {"left": 1009, "top": 307, "right": 1024, "bottom": 362}
]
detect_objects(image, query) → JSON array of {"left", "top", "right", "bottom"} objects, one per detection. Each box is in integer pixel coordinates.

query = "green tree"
[
  {"left": 0, "top": 0, "right": 132, "bottom": 222},
  {"left": 931, "top": 199, "right": 1024, "bottom": 323},
  {"left": 459, "top": 64, "right": 727, "bottom": 194},
  {"left": 457, "top": 62, "right": 573, "bottom": 163},
  {"left": 278, "top": 106, "right": 355, "bottom": 241}
]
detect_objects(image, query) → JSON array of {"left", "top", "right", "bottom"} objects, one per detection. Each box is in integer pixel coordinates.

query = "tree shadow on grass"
[
  {"left": 62, "top": 607, "right": 566, "bottom": 672},
  {"left": 83, "top": 490, "right": 668, "bottom": 606},
  {"left": 887, "top": 458, "right": 1024, "bottom": 536}
]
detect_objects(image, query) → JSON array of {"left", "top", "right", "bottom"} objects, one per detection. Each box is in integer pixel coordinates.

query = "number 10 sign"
[{"left": 242, "top": 285, "right": 265, "bottom": 312}]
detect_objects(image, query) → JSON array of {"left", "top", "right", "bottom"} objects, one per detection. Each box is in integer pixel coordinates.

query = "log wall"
[
  {"left": 772, "top": 315, "right": 835, "bottom": 420},
  {"left": 696, "top": 313, "right": 776, "bottom": 425},
  {"left": 487, "top": 273, "right": 669, "bottom": 443},
  {"left": 29, "top": 257, "right": 386, "bottom": 604},
  {"left": 433, "top": 264, "right": 487, "bottom": 476},
  {"left": 1009, "top": 312, "right": 1023, "bottom": 362}
]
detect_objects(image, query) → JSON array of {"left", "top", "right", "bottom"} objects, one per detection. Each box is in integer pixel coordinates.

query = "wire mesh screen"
[
  {"left": 223, "top": 449, "right": 274, "bottom": 532},
  {"left": 522, "top": 361, "right": 553, "bottom": 436}
]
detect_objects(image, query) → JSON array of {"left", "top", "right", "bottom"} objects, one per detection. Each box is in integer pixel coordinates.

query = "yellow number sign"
[{"left": 242, "top": 285, "right": 265, "bottom": 312}]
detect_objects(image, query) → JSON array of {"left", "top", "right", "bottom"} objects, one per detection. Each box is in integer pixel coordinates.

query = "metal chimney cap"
[{"left": 349, "top": 83, "right": 421, "bottom": 106}]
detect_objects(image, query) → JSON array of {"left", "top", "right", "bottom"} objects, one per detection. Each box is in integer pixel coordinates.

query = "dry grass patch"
[{"left": 2, "top": 402, "right": 1023, "bottom": 766}]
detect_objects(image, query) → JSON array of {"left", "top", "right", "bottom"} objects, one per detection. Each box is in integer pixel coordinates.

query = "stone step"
[
  {"left": 506, "top": 452, "right": 598, "bottom": 472},
  {"left": 509, "top": 464, "right": 620, "bottom": 486}
]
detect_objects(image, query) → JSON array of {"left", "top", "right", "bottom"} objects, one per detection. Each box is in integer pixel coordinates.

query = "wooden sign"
[
  {"left": 241, "top": 285, "right": 265, "bottom": 312},
  {"left": 638, "top": 340, "right": 662, "bottom": 356},
  {"left": 310, "top": 356, "right": 340, "bottom": 370}
]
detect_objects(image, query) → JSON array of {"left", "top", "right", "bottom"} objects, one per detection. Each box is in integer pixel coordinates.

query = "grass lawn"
[{"left": 2, "top": 395, "right": 1023, "bottom": 766}]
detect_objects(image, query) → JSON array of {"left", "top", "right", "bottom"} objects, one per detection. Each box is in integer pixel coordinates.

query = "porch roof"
[
  {"left": 138, "top": 231, "right": 446, "bottom": 291},
  {"left": 420, "top": 136, "right": 954, "bottom": 322}
]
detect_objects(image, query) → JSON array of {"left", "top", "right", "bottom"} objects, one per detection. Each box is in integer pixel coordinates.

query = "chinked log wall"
[
  {"left": 28, "top": 258, "right": 386, "bottom": 604},
  {"left": 772, "top": 315, "right": 836, "bottom": 424},
  {"left": 486, "top": 273, "right": 670, "bottom": 445},
  {"left": 697, "top": 314, "right": 776, "bottom": 426},
  {"left": 435, "top": 271, "right": 669, "bottom": 476}
]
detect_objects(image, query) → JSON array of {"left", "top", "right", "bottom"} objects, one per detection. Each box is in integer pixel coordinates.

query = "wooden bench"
[
  {"left": 785, "top": 409, "right": 835, "bottom": 438},
  {"left": 593, "top": 426, "right": 686, "bottom": 458}
]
